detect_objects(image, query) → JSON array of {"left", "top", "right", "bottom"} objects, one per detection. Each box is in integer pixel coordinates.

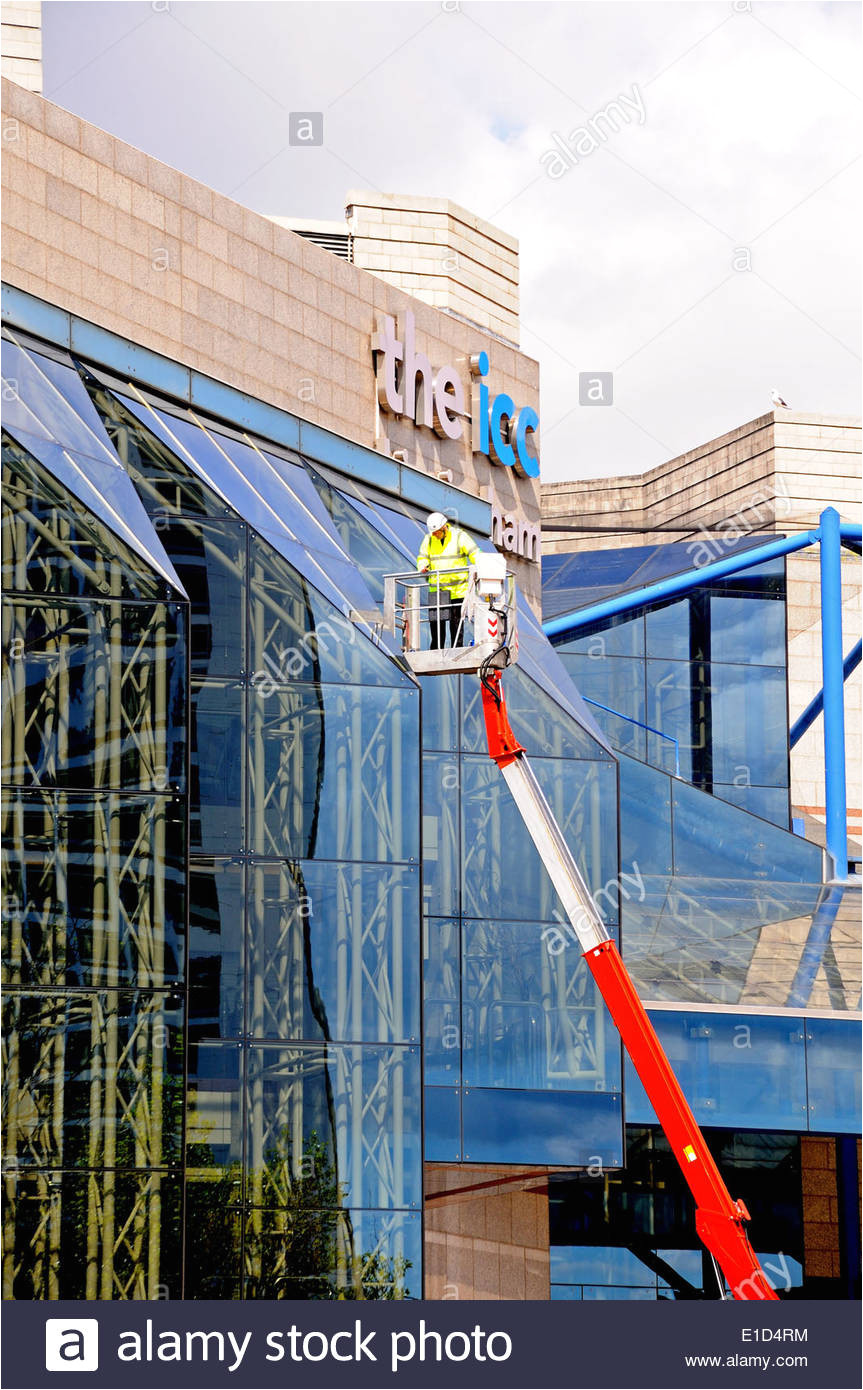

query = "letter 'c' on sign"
[
  {"left": 489, "top": 393, "right": 516, "bottom": 468},
  {"left": 512, "top": 406, "right": 540, "bottom": 478}
]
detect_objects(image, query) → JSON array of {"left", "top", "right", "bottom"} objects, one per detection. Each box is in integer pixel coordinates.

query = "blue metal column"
[{"left": 819, "top": 507, "right": 848, "bottom": 877}]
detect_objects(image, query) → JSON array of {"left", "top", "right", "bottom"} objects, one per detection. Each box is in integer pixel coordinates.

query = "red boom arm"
[{"left": 481, "top": 671, "right": 778, "bottom": 1301}]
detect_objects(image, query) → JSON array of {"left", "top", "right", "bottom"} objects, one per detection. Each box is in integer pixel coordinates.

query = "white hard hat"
[{"left": 427, "top": 511, "right": 448, "bottom": 533}]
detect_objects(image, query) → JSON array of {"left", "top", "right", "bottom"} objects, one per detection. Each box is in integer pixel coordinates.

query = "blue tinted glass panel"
[
  {"left": 583, "top": 1285, "right": 656, "bottom": 1300},
  {"left": 247, "top": 860, "right": 420, "bottom": 1043},
  {"left": 420, "top": 673, "right": 459, "bottom": 751},
  {"left": 715, "top": 783, "right": 789, "bottom": 828},
  {"left": 462, "top": 665, "right": 609, "bottom": 760},
  {"left": 645, "top": 600, "right": 691, "bottom": 661},
  {"left": 550, "top": 1285, "right": 583, "bottom": 1299},
  {"left": 189, "top": 860, "right": 244, "bottom": 1040},
  {"left": 248, "top": 683, "right": 419, "bottom": 863},
  {"left": 424, "top": 918, "right": 460, "bottom": 1084},
  {"left": 2, "top": 437, "right": 163, "bottom": 601},
  {"left": 1, "top": 341, "right": 182, "bottom": 591},
  {"left": 557, "top": 654, "right": 646, "bottom": 759},
  {"left": 556, "top": 611, "right": 644, "bottom": 659},
  {"left": 806, "top": 1019, "right": 862, "bottom": 1133},
  {"left": 619, "top": 755, "right": 672, "bottom": 877},
  {"left": 463, "top": 1088, "right": 623, "bottom": 1167},
  {"left": 424, "top": 1086, "right": 461, "bottom": 1161},
  {"left": 551, "top": 1245, "right": 655, "bottom": 1286},
  {"left": 247, "top": 1043, "right": 421, "bottom": 1210},
  {"left": 462, "top": 919, "right": 621, "bottom": 1092},
  {"left": 247, "top": 536, "right": 410, "bottom": 689},
  {"left": 186, "top": 1041, "right": 243, "bottom": 1174},
  {"left": 422, "top": 752, "right": 460, "bottom": 918},
  {"left": 711, "top": 663, "right": 788, "bottom": 786},
  {"left": 191, "top": 679, "right": 244, "bottom": 854},
  {"left": 165, "top": 516, "right": 245, "bottom": 677},
  {"left": 671, "top": 781, "right": 822, "bottom": 883},
  {"left": 624, "top": 1012, "right": 807, "bottom": 1129},
  {"left": 645, "top": 659, "right": 694, "bottom": 778},
  {"left": 462, "top": 756, "right": 618, "bottom": 923},
  {"left": 710, "top": 593, "right": 786, "bottom": 666}
]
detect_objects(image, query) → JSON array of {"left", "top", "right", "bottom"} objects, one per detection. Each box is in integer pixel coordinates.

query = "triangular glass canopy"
[
  {"left": 0, "top": 335, "right": 186, "bottom": 597},
  {"left": 111, "top": 388, "right": 383, "bottom": 631}
]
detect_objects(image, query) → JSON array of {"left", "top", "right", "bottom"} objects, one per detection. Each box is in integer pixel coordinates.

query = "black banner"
[{"left": 2, "top": 1298, "right": 860, "bottom": 1390}]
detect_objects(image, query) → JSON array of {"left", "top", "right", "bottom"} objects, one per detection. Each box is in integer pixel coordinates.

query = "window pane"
[
  {"left": 424, "top": 1086, "right": 461, "bottom": 1161},
  {"left": 186, "top": 1041, "right": 243, "bottom": 1175},
  {"left": 624, "top": 1012, "right": 807, "bottom": 1130},
  {"left": 671, "top": 780, "right": 822, "bottom": 882},
  {"left": 620, "top": 755, "right": 672, "bottom": 877},
  {"left": 714, "top": 783, "right": 789, "bottom": 828},
  {"left": 248, "top": 536, "right": 407, "bottom": 689},
  {"left": 248, "top": 683, "right": 419, "bottom": 863},
  {"left": 2, "top": 598, "right": 186, "bottom": 794},
  {"left": 419, "top": 673, "right": 459, "bottom": 752},
  {"left": 189, "top": 860, "right": 244, "bottom": 1040},
  {"left": 2, "top": 437, "right": 163, "bottom": 600},
  {"left": 184, "top": 1178, "right": 243, "bottom": 1298},
  {"left": 246, "top": 860, "right": 420, "bottom": 1043},
  {"left": 462, "top": 755, "right": 618, "bottom": 924},
  {"left": 462, "top": 1088, "right": 623, "bottom": 1167},
  {"left": 423, "top": 918, "right": 460, "bottom": 1085},
  {"left": 558, "top": 654, "right": 646, "bottom": 759},
  {"left": 710, "top": 663, "right": 788, "bottom": 786},
  {"left": 2, "top": 991, "right": 185, "bottom": 1170},
  {"left": 167, "top": 517, "right": 245, "bottom": 678},
  {"left": 243, "top": 1206, "right": 420, "bottom": 1300},
  {"left": 710, "top": 593, "right": 786, "bottom": 666},
  {"left": 422, "top": 752, "right": 460, "bottom": 918},
  {"left": 5, "top": 1169, "right": 181, "bottom": 1300},
  {"left": 462, "top": 919, "right": 621, "bottom": 1092},
  {"left": 246, "top": 1043, "right": 421, "bottom": 1211},
  {"left": 190, "top": 679, "right": 244, "bottom": 854},
  {"left": 462, "top": 665, "right": 608, "bottom": 761},
  {"left": 556, "top": 611, "right": 644, "bottom": 659},
  {"left": 2, "top": 789, "right": 186, "bottom": 990},
  {"left": 806, "top": 1019, "right": 861, "bottom": 1133}
]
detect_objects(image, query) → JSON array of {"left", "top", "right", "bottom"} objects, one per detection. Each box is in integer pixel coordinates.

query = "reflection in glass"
[
  {"left": 5, "top": 1169, "right": 182, "bottom": 1300},
  {"left": 463, "top": 1088, "right": 623, "bottom": 1166},
  {"left": 462, "top": 919, "right": 621, "bottom": 1092},
  {"left": 243, "top": 1206, "right": 420, "bottom": 1300},
  {"left": 246, "top": 1043, "right": 421, "bottom": 1211},
  {"left": 247, "top": 860, "right": 420, "bottom": 1043},
  {"left": 2, "top": 598, "right": 186, "bottom": 793},
  {"left": 624, "top": 1012, "right": 807, "bottom": 1130},
  {"left": 248, "top": 682, "right": 419, "bottom": 863},
  {"left": 462, "top": 755, "right": 618, "bottom": 923},
  {"left": 1, "top": 789, "right": 186, "bottom": 990},
  {"left": 423, "top": 919, "right": 460, "bottom": 1085},
  {"left": 671, "top": 780, "right": 823, "bottom": 883},
  {"left": 805, "top": 1019, "right": 862, "bottom": 1133},
  {"left": 189, "top": 861, "right": 244, "bottom": 1040},
  {"left": 2, "top": 991, "right": 184, "bottom": 1169},
  {"left": 424, "top": 1086, "right": 461, "bottom": 1161},
  {"left": 2, "top": 435, "right": 163, "bottom": 601},
  {"left": 190, "top": 680, "right": 244, "bottom": 853}
]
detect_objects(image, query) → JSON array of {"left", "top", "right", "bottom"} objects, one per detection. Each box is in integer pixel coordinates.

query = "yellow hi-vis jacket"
[{"left": 417, "top": 526, "right": 479, "bottom": 600}]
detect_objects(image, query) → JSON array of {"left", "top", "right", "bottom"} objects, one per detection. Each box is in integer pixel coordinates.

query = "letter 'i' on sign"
[{"left": 45, "top": 1319, "right": 100, "bottom": 1371}]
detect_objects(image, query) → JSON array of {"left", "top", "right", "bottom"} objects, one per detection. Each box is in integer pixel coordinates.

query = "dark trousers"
[{"left": 429, "top": 600, "right": 461, "bottom": 650}]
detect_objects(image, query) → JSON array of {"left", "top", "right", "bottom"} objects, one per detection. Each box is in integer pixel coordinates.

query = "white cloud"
[{"left": 43, "top": 0, "right": 862, "bottom": 481}]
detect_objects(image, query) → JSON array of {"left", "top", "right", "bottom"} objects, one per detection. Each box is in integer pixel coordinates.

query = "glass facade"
[
  {"left": 2, "top": 321, "right": 859, "bottom": 1306},
  {"left": 548, "top": 555, "right": 792, "bottom": 827}
]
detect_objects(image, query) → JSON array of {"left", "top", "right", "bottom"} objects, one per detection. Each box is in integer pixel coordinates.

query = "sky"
[{"left": 42, "top": 1, "right": 862, "bottom": 483}]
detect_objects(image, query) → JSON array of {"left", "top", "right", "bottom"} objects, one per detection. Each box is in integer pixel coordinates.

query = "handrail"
[{"left": 581, "top": 696, "right": 682, "bottom": 777}]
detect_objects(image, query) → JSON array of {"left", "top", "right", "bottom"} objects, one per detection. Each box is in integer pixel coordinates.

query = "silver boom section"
[{"left": 498, "top": 754, "right": 611, "bottom": 955}]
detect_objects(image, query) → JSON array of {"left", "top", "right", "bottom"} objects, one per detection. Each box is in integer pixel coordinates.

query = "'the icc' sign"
[{"left": 372, "top": 312, "right": 540, "bottom": 479}]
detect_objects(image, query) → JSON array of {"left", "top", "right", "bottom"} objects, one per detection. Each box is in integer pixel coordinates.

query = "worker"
[{"left": 417, "top": 511, "right": 480, "bottom": 649}]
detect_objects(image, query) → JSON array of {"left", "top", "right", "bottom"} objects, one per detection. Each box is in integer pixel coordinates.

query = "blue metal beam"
[
  {"left": 542, "top": 529, "right": 821, "bottom": 640},
  {"left": 789, "top": 641, "right": 863, "bottom": 748},
  {"left": 786, "top": 883, "right": 845, "bottom": 1008},
  {"left": 820, "top": 507, "right": 848, "bottom": 875}
]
